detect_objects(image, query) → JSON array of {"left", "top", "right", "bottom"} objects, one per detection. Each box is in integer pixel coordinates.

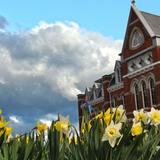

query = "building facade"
[{"left": 77, "top": 3, "right": 160, "bottom": 128}]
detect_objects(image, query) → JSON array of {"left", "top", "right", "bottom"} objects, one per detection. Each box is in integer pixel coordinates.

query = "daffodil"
[
  {"left": 103, "top": 108, "right": 112, "bottom": 126},
  {"left": 26, "top": 136, "right": 29, "bottom": 144},
  {"left": 54, "top": 115, "right": 69, "bottom": 134},
  {"left": 37, "top": 121, "right": 47, "bottom": 135},
  {"left": 113, "top": 105, "right": 127, "bottom": 123},
  {"left": 131, "top": 122, "right": 143, "bottom": 136},
  {"left": 5, "top": 127, "right": 12, "bottom": 137},
  {"left": 81, "top": 120, "right": 92, "bottom": 134},
  {"left": 15, "top": 134, "right": 20, "bottom": 142},
  {"left": 148, "top": 107, "right": 160, "bottom": 126},
  {"left": 95, "top": 111, "right": 103, "bottom": 119},
  {"left": 102, "top": 121, "right": 122, "bottom": 148},
  {"left": 88, "top": 121, "right": 92, "bottom": 131},
  {"left": 69, "top": 136, "right": 78, "bottom": 145},
  {"left": 0, "top": 116, "right": 8, "bottom": 129},
  {"left": 133, "top": 109, "right": 148, "bottom": 124}
]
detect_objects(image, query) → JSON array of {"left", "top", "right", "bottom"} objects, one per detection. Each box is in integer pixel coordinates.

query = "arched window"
[
  {"left": 134, "top": 83, "right": 140, "bottom": 110},
  {"left": 130, "top": 27, "right": 144, "bottom": 49},
  {"left": 141, "top": 81, "right": 148, "bottom": 108},
  {"left": 149, "top": 78, "right": 156, "bottom": 106}
]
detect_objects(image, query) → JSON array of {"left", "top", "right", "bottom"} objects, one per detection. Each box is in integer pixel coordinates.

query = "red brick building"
[{"left": 77, "top": 2, "right": 160, "bottom": 128}]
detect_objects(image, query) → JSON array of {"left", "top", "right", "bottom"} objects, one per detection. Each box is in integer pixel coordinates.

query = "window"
[
  {"left": 95, "top": 89, "right": 102, "bottom": 98},
  {"left": 117, "top": 68, "right": 121, "bottom": 83},
  {"left": 97, "top": 90, "right": 102, "bottom": 98},
  {"left": 89, "top": 93, "right": 94, "bottom": 101},
  {"left": 149, "top": 78, "right": 156, "bottom": 106},
  {"left": 141, "top": 81, "right": 148, "bottom": 108},
  {"left": 134, "top": 83, "right": 140, "bottom": 110},
  {"left": 130, "top": 28, "right": 144, "bottom": 49}
]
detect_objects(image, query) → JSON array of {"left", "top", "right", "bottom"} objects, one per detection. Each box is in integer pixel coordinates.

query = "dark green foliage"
[{"left": 1, "top": 110, "right": 160, "bottom": 159}]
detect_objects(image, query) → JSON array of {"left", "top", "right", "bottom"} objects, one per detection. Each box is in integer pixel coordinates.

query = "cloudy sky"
[{"left": 0, "top": 0, "right": 159, "bottom": 134}]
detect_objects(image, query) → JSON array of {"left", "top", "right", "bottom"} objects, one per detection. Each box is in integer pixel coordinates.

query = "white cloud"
[
  {"left": 9, "top": 115, "right": 23, "bottom": 124},
  {"left": 0, "top": 21, "right": 122, "bottom": 101},
  {"left": 0, "top": 20, "right": 122, "bottom": 134}
]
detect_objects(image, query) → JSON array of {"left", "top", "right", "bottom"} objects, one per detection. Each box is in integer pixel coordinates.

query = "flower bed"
[{"left": 0, "top": 106, "right": 160, "bottom": 159}]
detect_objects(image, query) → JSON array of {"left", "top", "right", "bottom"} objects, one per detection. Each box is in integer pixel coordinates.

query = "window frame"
[
  {"left": 148, "top": 78, "right": 156, "bottom": 106},
  {"left": 129, "top": 27, "right": 144, "bottom": 50}
]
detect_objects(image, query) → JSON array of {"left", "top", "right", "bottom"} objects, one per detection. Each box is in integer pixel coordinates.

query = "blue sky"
[
  {"left": 0, "top": 0, "right": 159, "bottom": 38},
  {"left": 0, "top": 0, "right": 159, "bottom": 134}
]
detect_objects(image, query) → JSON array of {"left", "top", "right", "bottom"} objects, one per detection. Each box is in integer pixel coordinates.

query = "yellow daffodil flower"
[
  {"left": 148, "top": 107, "right": 160, "bottom": 126},
  {"left": 26, "top": 136, "right": 29, "bottom": 144},
  {"left": 133, "top": 109, "right": 148, "bottom": 124},
  {"left": 95, "top": 111, "right": 103, "bottom": 119},
  {"left": 54, "top": 115, "right": 69, "bottom": 134},
  {"left": 5, "top": 127, "right": 12, "bottom": 137},
  {"left": 104, "top": 108, "right": 112, "bottom": 126},
  {"left": 131, "top": 122, "right": 143, "bottom": 136},
  {"left": 15, "top": 134, "right": 20, "bottom": 142},
  {"left": 37, "top": 121, "right": 47, "bottom": 135},
  {"left": 81, "top": 120, "right": 92, "bottom": 134},
  {"left": 102, "top": 121, "right": 122, "bottom": 148},
  {"left": 0, "top": 116, "right": 8, "bottom": 129},
  {"left": 69, "top": 136, "right": 78, "bottom": 145},
  {"left": 74, "top": 136, "right": 78, "bottom": 145},
  {"left": 113, "top": 105, "right": 127, "bottom": 123},
  {"left": 88, "top": 121, "right": 92, "bottom": 131}
]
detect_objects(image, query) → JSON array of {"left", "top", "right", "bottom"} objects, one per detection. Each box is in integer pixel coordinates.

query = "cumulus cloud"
[
  {"left": 0, "top": 21, "right": 122, "bottom": 99},
  {"left": 0, "top": 20, "right": 122, "bottom": 133},
  {"left": 9, "top": 115, "right": 23, "bottom": 124},
  {"left": 0, "top": 16, "right": 8, "bottom": 30}
]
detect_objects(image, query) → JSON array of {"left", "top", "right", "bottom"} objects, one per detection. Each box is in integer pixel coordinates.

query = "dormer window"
[
  {"left": 95, "top": 88, "right": 102, "bottom": 98},
  {"left": 130, "top": 27, "right": 144, "bottom": 49},
  {"left": 89, "top": 94, "right": 94, "bottom": 101},
  {"left": 85, "top": 88, "right": 94, "bottom": 101},
  {"left": 94, "top": 83, "right": 102, "bottom": 99},
  {"left": 117, "top": 68, "right": 121, "bottom": 82},
  {"left": 114, "top": 61, "right": 121, "bottom": 84}
]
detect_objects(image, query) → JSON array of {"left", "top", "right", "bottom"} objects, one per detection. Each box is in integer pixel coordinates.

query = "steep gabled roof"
[
  {"left": 114, "top": 60, "right": 121, "bottom": 71},
  {"left": 131, "top": 4, "right": 155, "bottom": 37},
  {"left": 121, "top": 4, "right": 159, "bottom": 53},
  {"left": 93, "top": 83, "right": 101, "bottom": 89},
  {"left": 141, "top": 11, "right": 160, "bottom": 37}
]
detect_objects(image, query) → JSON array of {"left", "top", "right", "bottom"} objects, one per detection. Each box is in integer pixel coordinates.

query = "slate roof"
[
  {"left": 141, "top": 11, "right": 160, "bottom": 36},
  {"left": 109, "top": 75, "right": 115, "bottom": 87}
]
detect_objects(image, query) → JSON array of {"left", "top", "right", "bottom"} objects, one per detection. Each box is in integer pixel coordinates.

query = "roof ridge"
[{"left": 141, "top": 11, "right": 160, "bottom": 18}]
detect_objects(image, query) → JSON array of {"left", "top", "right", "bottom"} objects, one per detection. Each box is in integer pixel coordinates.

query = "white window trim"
[
  {"left": 148, "top": 78, "right": 155, "bottom": 107},
  {"left": 129, "top": 27, "right": 144, "bottom": 50}
]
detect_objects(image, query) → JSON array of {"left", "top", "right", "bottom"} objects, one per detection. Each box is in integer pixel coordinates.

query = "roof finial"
[{"left": 131, "top": 0, "right": 136, "bottom": 5}]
